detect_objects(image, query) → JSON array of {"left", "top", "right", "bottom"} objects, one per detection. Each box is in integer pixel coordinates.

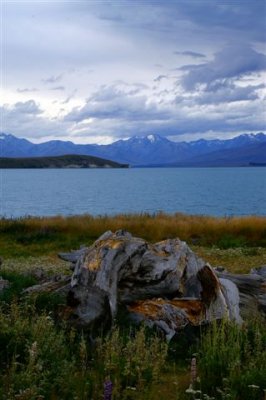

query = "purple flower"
[{"left": 104, "top": 379, "right": 113, "bottom": 400}]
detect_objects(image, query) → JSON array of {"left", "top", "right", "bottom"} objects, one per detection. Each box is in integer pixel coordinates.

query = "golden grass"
[
  {"left": 1, "top": 213, "right": 266, "bottom": 267},
  {"left": 1, "top": 212, "right": 266, "bottom": 244},
  {"left": 1, "top": 255, "right": 70, "bottom": 276}
]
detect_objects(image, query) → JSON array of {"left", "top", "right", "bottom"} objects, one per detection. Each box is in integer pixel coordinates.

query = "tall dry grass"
[{"left": 1, "top": 212, "right": 266, "bottom": 246}]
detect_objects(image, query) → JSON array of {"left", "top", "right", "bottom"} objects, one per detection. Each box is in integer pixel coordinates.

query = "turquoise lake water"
[{"left": 0, "top": 167, "right": 265, "bottom": 218}]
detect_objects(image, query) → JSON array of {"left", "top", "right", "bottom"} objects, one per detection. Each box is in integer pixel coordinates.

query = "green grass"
[
  {"left": 0, "top": 271, "right": 37, "bottom": 303},
  {"left": 192, "top": 246, "right": 266, "bottom": 274},
  {"left": 195, "top": 319, "right": 266, "bottom": 400},
  {"left": 0, "top": 303, "right": 169, "bottom": 400},
  {"left": 0, "top": 300, "right": 265, "bottom": 399}
]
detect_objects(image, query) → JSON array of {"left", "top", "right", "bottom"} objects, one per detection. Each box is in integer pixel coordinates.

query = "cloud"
[
  {"left": 13, "top": 100, "right": 43, "bottom": 115},
  {"left": 175, "top": 81, "right": 265, "bottom": 106},
  {"left": 181, "top": 45, "right": 266, "bottom": 91},
  {"left": 50, "top": 86, "right": 65, "bottom": 91},
  {"left": 198, "top": 83, "right": 264, "bottom": 105},
  {"left": 154, "top": 75, "right": 168, "bottom": 82},
  {"left": 65, "top": 84, "right": 171, "bottom": 123},
  {"left": 42, "top": 74, "right": 63, "bottom": 84},
  {"left": 2, "top": 1, "right": 266, "bottom": 143},
  {"left": 163, "top": 0, "right": 266, "bottom": 42},
  {"left": 174, "top": 50, "right": 206, "bottom": 59},
  {"left": 63, "top": 80, "right": 266, "bottom": 141},
  {"left": 62, "top": 89, "right": 77, "bottom": 104},
  {"left": 17, "top": 87, "right": 39, "bottom": 93},
  {"left": 1, "top": 100, "right": 70, "bottom": 139}
]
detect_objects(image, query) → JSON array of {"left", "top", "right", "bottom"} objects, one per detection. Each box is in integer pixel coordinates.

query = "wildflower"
[
  {"left": 29, "top": 341, "right": 38, "bottom": 363},
  {"left": 104, "top": 376, "right": 113, "bottom": 400},
  {"left": 185, "top": 384, "right": 197, "bottom": 394},
  {"left": 248, "top": 384, "right": 260, "bottom": 389},
  {"left": 190, "top": 356, "right": 197, "bottom": 384}
]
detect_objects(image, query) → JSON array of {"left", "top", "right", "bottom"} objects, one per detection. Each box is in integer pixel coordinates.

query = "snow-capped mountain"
[{"left": 0, "top": 132, "right": 265, "bottom": 166}]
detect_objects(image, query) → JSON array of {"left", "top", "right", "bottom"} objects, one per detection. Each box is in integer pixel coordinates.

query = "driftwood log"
[
  {"left": 23, "top": 230, "right": 265, "bottom": 340},
  {"left": 57, "top": 231, "right": 264, "bottom": 339}
]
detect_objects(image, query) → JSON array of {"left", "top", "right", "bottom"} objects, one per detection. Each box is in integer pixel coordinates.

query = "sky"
[{"left": 1, "top": 0, "right": 266, "bottom": 144}]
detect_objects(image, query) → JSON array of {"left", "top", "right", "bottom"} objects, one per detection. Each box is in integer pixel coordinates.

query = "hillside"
[
  {"left": 0, "top": 154, "right": 128, "bottom": 169},
  {"left": 147, "top": 141, "right": 266, "bottom": 167}
]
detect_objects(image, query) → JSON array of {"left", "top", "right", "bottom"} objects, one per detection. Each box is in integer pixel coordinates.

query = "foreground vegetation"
[
  {"left": 0, "top": 300, "right": 265, "bottom": 400},
  {"left": 0, "top": 213, "right": 266, "bottom": 399}
]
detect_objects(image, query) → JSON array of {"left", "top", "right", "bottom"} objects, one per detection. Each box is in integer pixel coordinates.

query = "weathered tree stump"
[
  {"left": 59, "top": 230, "right": 251, "bottom": 338},
  {"left": 23, "top": 230, "right": 265, "bottom": 339}
]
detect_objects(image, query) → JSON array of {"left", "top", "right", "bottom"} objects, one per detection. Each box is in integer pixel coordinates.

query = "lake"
[{"left": 0, "top": 167, "right": 265, "bottom": 218}]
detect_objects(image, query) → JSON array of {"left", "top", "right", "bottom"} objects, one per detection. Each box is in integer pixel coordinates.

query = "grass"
[
  {"left": 0, "top": 271, "right": 37, "bottom": 303},
  {"left": 0, "top": 303, "right": 169, "bottom": 400},
  {"left": 195, "top": 319, "right": 266, "bottom": 400},
  {"left": 0, "top": 300, "right": 265, "bottom": 400},
  {"left": 192, "top": 246, "right": 266, "bottom": 274},
  {"left": 0, "top": 213, "right": 266, "bottom": 259}
]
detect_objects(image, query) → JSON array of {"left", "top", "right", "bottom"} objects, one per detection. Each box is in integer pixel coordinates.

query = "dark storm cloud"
[
  {"left": 176, "top": 83, "right": 265, "bottom": 106},
  {"left": 90, "top": 0, "right": 266, "bottom": 43},
  {"left": 181, "top": 45, "right": 266, "bottom": 91},
  {"left": 151, "top": 0, "right": 266, "bottom": 42}
]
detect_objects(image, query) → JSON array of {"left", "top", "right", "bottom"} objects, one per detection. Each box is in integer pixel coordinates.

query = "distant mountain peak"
[
  {"left": 146, "top": 134, "right": 168, "bottom": 142},
  {"left": 0, "top": 132, "right": 10, "bottom": 139},
  {"left": 0, "top": 132, "right": 26, "bottom": 140},
  {"left": 126, "top": 134, "right": 169, "bottom": 144},
  {"left": 147, "top": 134, "right": 156, "bottom": 142}
]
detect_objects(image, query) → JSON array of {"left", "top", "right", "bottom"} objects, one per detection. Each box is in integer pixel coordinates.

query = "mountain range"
[{"left": 0, "top": 132, "right": 266, "bottom": 167}]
